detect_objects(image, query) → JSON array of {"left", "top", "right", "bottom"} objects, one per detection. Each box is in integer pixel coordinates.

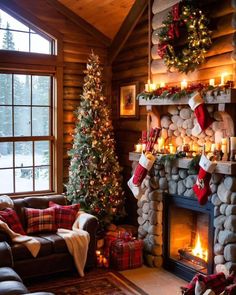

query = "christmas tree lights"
[{"left": 65, "top": 52, "right": 125, "bottom": 228}]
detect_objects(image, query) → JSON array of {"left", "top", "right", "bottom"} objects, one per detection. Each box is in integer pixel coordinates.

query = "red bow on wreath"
[
  {"left": 168, "top": 23, "right": 179, "bottom": 39},
  {"left": 157, "top": 43, "right": 168, "bottom": 58},
  {"left": 172, "top": 3, "right": 179, "bottom": 21},
  {"left": 168, "top": 4, "right": 180, "bottom": 39}
]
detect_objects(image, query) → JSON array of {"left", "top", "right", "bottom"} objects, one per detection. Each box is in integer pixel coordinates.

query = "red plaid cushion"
[
  {"left": 49, "top": 201, "right": 80, "bottom": 230},
  {"left": 25, "top": 207, "right": 56, "bottom": 234},
  {"left": 0, "top": 208, "right": 25, "bottom": 235},
  {"left": 181, "top": 272, "right": 232, "bottom": 295}
]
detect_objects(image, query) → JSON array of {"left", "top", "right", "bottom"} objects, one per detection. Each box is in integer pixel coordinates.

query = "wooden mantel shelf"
[
  {"left": 138, "top": 88, "right": 236, "bottom": 106},
  {"left": 129, "top": 152, "right": 236, "bottom": 175}
]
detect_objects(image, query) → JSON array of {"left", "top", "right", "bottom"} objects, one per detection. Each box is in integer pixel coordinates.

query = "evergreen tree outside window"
[
  {"left": 0, "top": 9, "right": 53, "bottom": 54},
  {"left": 0, "top": 7, "right": 58, "bottom": 195}
]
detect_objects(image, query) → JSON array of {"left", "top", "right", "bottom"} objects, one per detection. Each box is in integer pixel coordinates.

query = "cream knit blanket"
[
  {"left": 57, "top": 214, "right": 90, "bottom": 277},
  {"left": 0, "top": 214, "right": 90, "bottom": 277},
  {"left": 0, "top": 220, "right": 41, "bottom": 257}
]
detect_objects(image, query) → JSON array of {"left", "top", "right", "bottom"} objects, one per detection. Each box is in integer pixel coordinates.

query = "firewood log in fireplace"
[{"left": 178, "top": 249, "right": 208, "bottom": 269}]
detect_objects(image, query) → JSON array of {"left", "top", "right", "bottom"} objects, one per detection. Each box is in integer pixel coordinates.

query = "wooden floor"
[{"left": 120, "top": 266, "right": 186, "bottom": 295}]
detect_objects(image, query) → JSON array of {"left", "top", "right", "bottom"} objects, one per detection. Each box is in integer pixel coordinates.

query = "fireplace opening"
[{"left": 163, "top": 194, "right": 214, "bottom": 281}]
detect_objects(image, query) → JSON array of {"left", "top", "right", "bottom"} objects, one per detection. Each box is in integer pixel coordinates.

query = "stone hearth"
[{"left": 129, "top": 152, "right": 236, "bottom": 275}]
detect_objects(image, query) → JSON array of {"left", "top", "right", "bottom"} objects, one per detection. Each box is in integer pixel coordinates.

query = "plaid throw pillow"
[
  {"left": 0, "top": 208, "right": 26, "bottom": 235},
  {"left": 49, "top": 201, "right": 80, "bottom": 230},
  {"left": 25, "top": 207, "right": 56, "bottom": 234}
]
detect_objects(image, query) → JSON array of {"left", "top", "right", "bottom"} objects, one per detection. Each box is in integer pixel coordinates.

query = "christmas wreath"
[{"left": 157, "top": 1, "right": 212, "bottom": 73}]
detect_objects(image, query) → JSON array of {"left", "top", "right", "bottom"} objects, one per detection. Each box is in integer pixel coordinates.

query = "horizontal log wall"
[
  {"left": 151, "top": 0, "right": 236, "bottom": 85},
  {"left": 11, "top": 0, "right": 108, "bottom": 186},
  {"left": 112, "top": 9, "right": 148, "bottom": 225}
]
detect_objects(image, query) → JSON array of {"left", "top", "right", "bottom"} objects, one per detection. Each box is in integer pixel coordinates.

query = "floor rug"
[{"left": 27, "top": 270, "right": 148, "bottom": 295}]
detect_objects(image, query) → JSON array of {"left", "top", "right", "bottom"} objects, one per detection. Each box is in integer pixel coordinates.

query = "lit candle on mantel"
[
  {"left": 134, "top": 143, "right": 142, "bottom": 153},
  {"left": 230, "top": 137, "right": 236, "bottom": 161},
  {"left": 222, "top": 138, "right": 228, "bottom": 161},
  {"left": 220, "top": 73, "right": 227, "bottom": 85},
  {"left": 158, "top": 137, "right": 165, "bottom": 152},
  {"left": 169, "top": 144, "right": 175, "bottom": 154},
  {"left": 180, "top": 79, "right": 188, "bottom": 90},
  {"left": 160, "top": 82, "right": 165, "bottom": 88},
  {"left": 145, "top": 79, "right": 156, "bottom": 92},
  {"left": 209, "top": 79, "right": 215, "bottom": 86}
]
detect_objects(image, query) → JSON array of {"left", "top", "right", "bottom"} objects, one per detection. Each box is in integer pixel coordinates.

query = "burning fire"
[{"left": 192, "top": 233, "right": 208, "bottom": 262}]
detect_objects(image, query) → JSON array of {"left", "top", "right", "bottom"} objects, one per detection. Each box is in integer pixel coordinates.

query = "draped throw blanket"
[
  {"left": 0, "top": 220, "right": 41, "bottom": 257},
  {"left": 0, "top": 214, "right": 90, "bottom": 277},
  {"left": 57, "top": 212, "right": 90, "bottom": 277}
]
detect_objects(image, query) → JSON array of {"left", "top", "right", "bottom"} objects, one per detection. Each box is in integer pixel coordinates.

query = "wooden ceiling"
[{"left": 58, "top": 0, "right": 136, "bottom": 40}]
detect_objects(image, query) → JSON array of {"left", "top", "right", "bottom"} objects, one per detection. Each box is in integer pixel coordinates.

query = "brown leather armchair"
[{"left": 0, "top": 195, "right": 98, "bottom": 279}]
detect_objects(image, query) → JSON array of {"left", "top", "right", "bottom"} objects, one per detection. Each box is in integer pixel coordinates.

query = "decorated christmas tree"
[{"left": 66, "top": 52, "right": 124, "bottom": 228}]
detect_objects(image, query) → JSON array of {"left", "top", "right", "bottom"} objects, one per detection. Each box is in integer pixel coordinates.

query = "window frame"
[{"left": 0, "top": 5, "right": 64, "bottom": 197}]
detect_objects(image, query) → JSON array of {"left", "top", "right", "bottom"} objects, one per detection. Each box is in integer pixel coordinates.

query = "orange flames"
[{"left": 192, "top": 233, "right": 208, "bottom": 262}]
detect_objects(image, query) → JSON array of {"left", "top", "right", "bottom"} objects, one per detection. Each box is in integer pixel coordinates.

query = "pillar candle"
[
  {"left": 230, "top": 137, "right": 236, "bottom": 161},
  {"left": 180, "top": 80, "right": 187, "bottom": 90},
  {"left": 158, "top": 137, "right": 165, "bottom": 151},
  {"left": 222, "top": 144, "right": 227, "bottom": 154},
  {"left": 135, "top": 144, "right": 142, "bottom": 153},
  {"left": 209, "top": 79, "right": 215, "bottom": 86},
  {"left": 220, "top": 73, "right": 227, "bottom": 85},
  {"left": 169, "top": 144, "right": 175, "bottom": 154},
  {"left": 211, "top": 144, "right": 216, "bottom": 152},
  {"left": 230, "top": 137, "right": 236, "bottom": 150},
  {"left": 160, "top": 82, "right": 165, "bottom": 88}
]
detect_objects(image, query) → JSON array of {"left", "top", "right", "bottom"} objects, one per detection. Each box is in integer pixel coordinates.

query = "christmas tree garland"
[{"left": 157, "top": 1, "right": 212, "bottom": 73}]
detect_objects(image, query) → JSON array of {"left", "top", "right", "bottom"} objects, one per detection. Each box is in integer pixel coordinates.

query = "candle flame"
[{"left": 192, "top": 233, "right": 208, "bottom": 262}]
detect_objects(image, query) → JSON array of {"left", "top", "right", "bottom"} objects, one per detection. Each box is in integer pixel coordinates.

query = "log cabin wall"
[
  {"left": 4, "top": 0, "right": 109, "bottom": 188},
  {"left": 152, "top": 0, "right": 236, "bottom": 88},
  {"left": 112, "top": 8, "right": 148, "bottom": 225}
]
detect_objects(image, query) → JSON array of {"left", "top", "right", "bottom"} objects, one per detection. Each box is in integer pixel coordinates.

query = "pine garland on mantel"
[{"left": 137, "top": 82, "right": 233, "bottom": 101}]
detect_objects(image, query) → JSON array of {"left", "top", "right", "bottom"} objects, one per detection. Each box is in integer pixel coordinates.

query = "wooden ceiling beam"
[
  {"left": 108, "top": 0, "right": 148, "bottom": 65},
  {"left": 46, "top": 0, "right": 111, "bottom": 47}
]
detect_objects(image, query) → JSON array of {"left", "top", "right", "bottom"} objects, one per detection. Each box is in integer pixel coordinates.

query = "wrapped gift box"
[{"left": 110, "top": 238, "right": 144, "bottom": 271}]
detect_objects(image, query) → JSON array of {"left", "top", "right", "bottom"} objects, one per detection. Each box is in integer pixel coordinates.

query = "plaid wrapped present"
[{"left": 110, "top": 238, "right": 143, "bottom": 271}]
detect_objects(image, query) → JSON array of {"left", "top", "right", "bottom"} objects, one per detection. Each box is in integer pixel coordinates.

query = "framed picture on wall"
[{"left": 119, "top": 82, "right": 139, "bottom": 119}]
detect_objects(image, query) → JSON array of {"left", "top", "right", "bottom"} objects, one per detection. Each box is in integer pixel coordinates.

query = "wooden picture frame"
[{"left": 119, "top": 82, "right": 139, "bottom": 119}]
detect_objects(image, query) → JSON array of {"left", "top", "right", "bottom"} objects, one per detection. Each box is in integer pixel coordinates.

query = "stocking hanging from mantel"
[
  {"left": 128, "top": 127, "right": 160, "bottom": 199},
  {"left": 193, "top": 154, "right": 217, "bottom": 206},
  {"left": 189, "top": 92, "right": 214, "bottom": 137}
]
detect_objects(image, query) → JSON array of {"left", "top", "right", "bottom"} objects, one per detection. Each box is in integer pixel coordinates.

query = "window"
[
  {"left": 0, "top": 9, "right": 54, "bottom": 54},
  {"left": 0, "top": 74, "right": 53, "bottom": 194},
  {"left": 0, "top": 6, "right": 62, "bottom": 196}
]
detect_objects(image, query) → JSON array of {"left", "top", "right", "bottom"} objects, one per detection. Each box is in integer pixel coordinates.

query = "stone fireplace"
[{"left": 129, "top": 152, "right": 236, "bottom": 279}]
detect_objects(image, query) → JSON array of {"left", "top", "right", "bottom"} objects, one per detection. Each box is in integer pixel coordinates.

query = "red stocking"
[
  {"left": 189, "top": 92, "right": 214, "bottom": 136},
  {"left": 193, "top": 155, "right": 216, "bottom": 205},
  {"left": 128, "top": 152, "right": 155, "bottom": 199}
]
